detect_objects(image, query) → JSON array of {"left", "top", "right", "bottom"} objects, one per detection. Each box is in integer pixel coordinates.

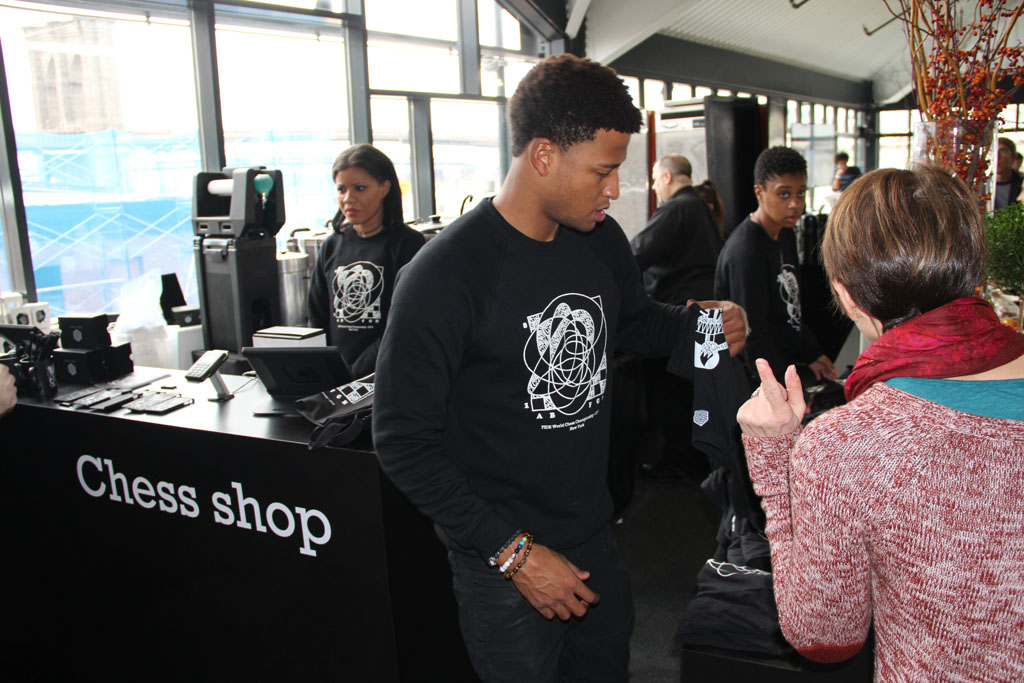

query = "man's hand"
[
  {"left": 808, "top": 354, "right": 838, "bottom": 381},
  {"left": 0, "top": 364, "right": 15, "bottom": 417},
  {"left": 737, "top": 358, "right": 805, "bottom": 437},
  {"left": 510, "top": 543, "right": 599, "bottom": 621},
  {"left": 688, "top": 299, "right": 748, "bottom": 357}
]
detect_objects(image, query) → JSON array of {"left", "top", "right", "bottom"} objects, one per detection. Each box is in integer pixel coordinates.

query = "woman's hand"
[{"left": 737, "top": 358, "right": 805, "bottom": 437}]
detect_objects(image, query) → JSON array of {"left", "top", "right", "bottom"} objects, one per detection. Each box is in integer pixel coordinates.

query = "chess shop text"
[{"left": 75, "top": 455, "right": 332, "bottom": 557}]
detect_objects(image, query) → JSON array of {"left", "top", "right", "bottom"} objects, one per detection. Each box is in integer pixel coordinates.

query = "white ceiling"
[{"left": 571, "top": 0, "right": 1007, "bottom": 105}]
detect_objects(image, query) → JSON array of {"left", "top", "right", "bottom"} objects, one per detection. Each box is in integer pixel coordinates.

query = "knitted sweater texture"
[{"left": 743, "top": 382, "right": 1024, "bottom": 681}]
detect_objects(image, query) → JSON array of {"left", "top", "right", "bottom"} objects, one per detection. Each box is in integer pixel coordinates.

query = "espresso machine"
[{"left": 192, "top": 167, "right": 285, "bottom": 352}]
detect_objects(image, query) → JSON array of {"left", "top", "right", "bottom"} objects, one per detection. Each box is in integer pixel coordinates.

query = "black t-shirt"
[
  {"left": 630, "top": 186, "right": 723, "bottom": 305},
  {"left": 307, "top": 222, "right": 425, "bottom": 377},
  {"left": 714, "top": 216, "right": 822, "bottom": 382},
  {"left": 373, "top": 198, "right": 696, "bottom": 557},
  {"left": 837, "top": 166, "right": 861, "bottom": 192}
]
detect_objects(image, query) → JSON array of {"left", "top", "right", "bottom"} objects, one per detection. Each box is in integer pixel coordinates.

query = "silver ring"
[
  {"left": 745, "top": 324, "right": 752, "bottom": 337},
  {"left": 751, "top": 386, "right": 761, "bottom": 398}
]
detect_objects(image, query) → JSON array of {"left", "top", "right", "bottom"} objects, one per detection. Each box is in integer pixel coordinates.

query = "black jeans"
[{"left": 448, "top": 526, "right": 634, "bottom": 683}]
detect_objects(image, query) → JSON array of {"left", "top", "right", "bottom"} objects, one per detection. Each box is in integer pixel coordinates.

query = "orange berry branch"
[{"left": 884, "top": 0, "right": 1024, "bottom": 205}]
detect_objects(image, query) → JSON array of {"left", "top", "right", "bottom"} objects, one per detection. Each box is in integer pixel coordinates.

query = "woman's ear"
[{"left": 832, "top": 281, "right": 859, "bottom": 318}]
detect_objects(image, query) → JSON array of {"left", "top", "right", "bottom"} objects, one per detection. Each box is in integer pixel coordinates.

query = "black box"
[
  {"left": 171, "top": 305, "right": 201, "bottom": 327},
  {"left": 54, "top": 343, "right": 133, "bottom": 384},
  {"left": 59, "top": 314, "right": 111, "bottom": 349}
]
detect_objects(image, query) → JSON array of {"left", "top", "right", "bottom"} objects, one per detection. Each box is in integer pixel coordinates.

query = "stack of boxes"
[{"left": 52, "top": 314, "right": 134, "bottom": 385}]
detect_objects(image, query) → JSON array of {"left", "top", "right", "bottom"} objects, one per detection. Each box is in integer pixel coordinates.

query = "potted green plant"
[{"left": 985, "top": 202, "right": 1024, "bottom": 329}]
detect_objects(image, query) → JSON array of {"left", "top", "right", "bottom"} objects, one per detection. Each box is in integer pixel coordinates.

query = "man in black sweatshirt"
[
  {"left": 373, "top": 55, "right": 747, "bottom": 683},
  {"left": 714, "top": 146, "right": 836, "bottom": 386}
]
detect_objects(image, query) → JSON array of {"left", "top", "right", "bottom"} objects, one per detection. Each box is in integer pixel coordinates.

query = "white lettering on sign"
[
  {"left": 76, "top": 455, "right": 198, "bottom": 519},
  {"left": 209, "top": 482, "right": 333, "bottom": 557},
  {"left": 75, "top": 455, "right": 331, "bottom": 557}
]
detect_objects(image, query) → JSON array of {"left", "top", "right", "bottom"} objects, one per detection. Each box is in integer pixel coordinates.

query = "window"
[
  {"left": 1, "top": 3, "right": 200, "bottom": 316},
  {"left": 671, "top": 83, "right": 692, "bottom": 101},
  {"left": 431, "top": 99, "right": 502, "bottom": 217},
  {"left": 478, "top": 0, "right": 520, "bottom": 49},
  {"left": 643, "top": 79, "right": 666, "bottom": 112},
  {"left": 694, "top": 86, "right": 713, "bottom": 98},
  {"left": 368, "top": 38, "right": 461, "bottom": 94},
  {"left": 217, "top": 16, "right": 350, "bottom": 239},
  {"left": 880, "top": 109, "right": 910, "bottom": 134},
  {"left": 370, "top": 96, "right": 414, "bottom": 221},
  {"left": 366, "top": 0, "right": 457, "bottom": 41}
]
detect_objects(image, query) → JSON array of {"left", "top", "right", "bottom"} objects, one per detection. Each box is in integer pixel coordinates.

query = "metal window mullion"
[
  {"left": 189, "top": 0, "right": 226, "bottom": 171},
  {"left": 408, "top": 96, "right": 434, "bottom": 219},
  {"left": 498, "top": 100, "right": 509, "bottom": 181},
  {"left": 0, "top": 37, "right": 37, "bottom": 301},
  {"left": 457, "top": 0, "right": 481, "bottom": 95},
  {"left": 345, "top": 0, "right": 371, "bottom": 144}
]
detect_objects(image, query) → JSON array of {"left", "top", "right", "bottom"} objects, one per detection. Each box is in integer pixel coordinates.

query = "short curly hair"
[
  {"left": 508, "top": 54, "right": 641, "bottom": 156},
  {"left": 754, "top": 146, "right": 807, "bottom": 186}
]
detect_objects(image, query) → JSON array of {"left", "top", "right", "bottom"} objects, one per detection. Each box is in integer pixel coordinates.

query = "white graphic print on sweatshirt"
[
  {"left": 522, "top": 293, "right": 607, "bottom": 429},
  {"left": 332, "top": 261, "right": 384, "bottom": 328},
  {"left": 778, "top": 264, "right": 801, "bottom": 331}
]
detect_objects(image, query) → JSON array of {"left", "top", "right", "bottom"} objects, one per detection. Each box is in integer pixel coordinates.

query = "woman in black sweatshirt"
[{"left": 307, "top": 144, "right": 425, "bottom": 377}]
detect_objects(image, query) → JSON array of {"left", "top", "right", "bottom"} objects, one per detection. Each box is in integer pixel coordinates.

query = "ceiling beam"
[
  {"left": 610, "top": 34, "right": 872, "bottom": 108},
  {"left": 585, "top": 0, "right": 686, "bottom": 65},
  {"left": 565, "top": 0, "right": 590, "bottom": 39}
]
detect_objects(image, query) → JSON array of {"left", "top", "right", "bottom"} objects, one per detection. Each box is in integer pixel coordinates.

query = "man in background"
[
  {"left": 831, "top": 151, "right": 860, "bottom": 193},
  {"left": 630, "top": 154, "right": 722, "bottom": 479},
  {"left": 995, "top": 137, "right": 1022, "bottom": 209}
]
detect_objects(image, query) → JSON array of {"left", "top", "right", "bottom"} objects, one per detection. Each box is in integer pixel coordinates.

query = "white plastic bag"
[{"left": 110, "top": 270, "right": 176, "bottom": 368}]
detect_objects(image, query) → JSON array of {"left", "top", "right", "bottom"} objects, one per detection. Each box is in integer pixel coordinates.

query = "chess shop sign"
[{"left": 75, "top": 454, "right": 333, "bottom": 557}]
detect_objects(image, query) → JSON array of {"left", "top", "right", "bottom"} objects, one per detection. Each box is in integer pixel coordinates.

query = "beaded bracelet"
[
  {"left": 498, "top": 534, "right": 528, "bottom": 573},
  {"left": 487, "top": 528, "right": 525, "bottom": 567},
  {"left": 504, "top": 533, "right": 534, "bottom": 580}
]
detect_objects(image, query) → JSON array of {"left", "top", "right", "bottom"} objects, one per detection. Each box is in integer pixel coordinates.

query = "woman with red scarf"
[{"left": 737, "top": 165, "right": 1024, "bottom": 680}]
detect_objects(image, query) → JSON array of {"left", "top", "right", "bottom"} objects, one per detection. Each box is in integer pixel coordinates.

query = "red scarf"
[{"left": 845, "top": 297, "right": 1024, "bottom": 401}]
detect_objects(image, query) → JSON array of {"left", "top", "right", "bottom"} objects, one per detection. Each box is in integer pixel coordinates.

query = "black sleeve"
[
  {"left": 307, "top": 236, "right": 335, "bottom": 330},
  {"left": 630, "top": 203, "right": 679, "bottom": 271},
  {"left": 346, "top": 337, "right": 379, "bottom": 378},
  {"left": 397, "top": 229, "right": 427, "bottom": 267},
  {"left": 592, "top": 219, "right": 698, "bottom": 373},
  {"left": 372, "top": 246, "right": 514, "bottom": 558}
]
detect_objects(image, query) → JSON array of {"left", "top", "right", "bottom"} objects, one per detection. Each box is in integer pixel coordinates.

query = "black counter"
[{"left": 1, "top": 369, "right": 473, "bottom": 681}]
